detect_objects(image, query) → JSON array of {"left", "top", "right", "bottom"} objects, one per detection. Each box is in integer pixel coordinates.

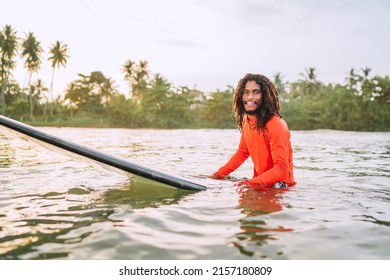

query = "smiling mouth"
[{"left": 244, "top": 101, "right": 257, "bottom": 105}]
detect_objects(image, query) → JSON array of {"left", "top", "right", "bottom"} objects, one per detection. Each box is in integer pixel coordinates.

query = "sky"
[{"left": 1, "top": 0, "right": 389, "bottom": 97}]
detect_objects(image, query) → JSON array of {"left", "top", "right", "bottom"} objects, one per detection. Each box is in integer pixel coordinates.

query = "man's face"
[{"left": 242, "top": 80, "right": 262, "bottom": 115}]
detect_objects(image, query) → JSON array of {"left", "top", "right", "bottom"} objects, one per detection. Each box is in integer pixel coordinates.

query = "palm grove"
[{"left": 1, "top": 25, "right": 389, "bottom": 131}]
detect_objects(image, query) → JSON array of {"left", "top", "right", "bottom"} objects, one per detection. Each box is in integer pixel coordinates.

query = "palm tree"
[
  {"left": 0, "top": 25, "right": 19, "bottom": 112},
  {"left": 48, "top": 40, "right": 69, "bottom": 116},
  {"left": 133, "top": 60, "right": 149, "bottom": 101},
  {"left": 360, "top": 67, "right": 375, "bottom": 100},
  {"left": 122, "top": 59, "right": 135, "bottom": 97},
  {"left": 121, "top": 59, "right": 149, "bottom": 102},
  {"left": 361, "top": 67, "right": 371, "bottom": 79},
  {"left": 298, "top": 67, "right": 321, "bottom": 95},
  {"left": 21, "top": 32, "right": 42, "bottom": 120},
  {"left": 34, "top": 79, "right": 49, "bottom": 117},
  {"left": 346, "top": 67, "right": 375, "bottom": 100},
  {"left": 138, "top": 60, "right": 149, "bottom": 80},
  {"left": 273, "top": 72, "right": 288, "bottom": 101},
  {"left": 346, "top": 68, "right": 358, "bottom": 90},
  {"left": 29, "top": 79, "right": 48, "bottom": 118},
  {"left": 100, "top": 77, "right": 118, "bottom": 108}
]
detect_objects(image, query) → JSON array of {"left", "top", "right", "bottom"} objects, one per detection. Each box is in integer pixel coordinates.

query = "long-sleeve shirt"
[{"left": 215, "top": 115, "right": 296, "bottom": 187}]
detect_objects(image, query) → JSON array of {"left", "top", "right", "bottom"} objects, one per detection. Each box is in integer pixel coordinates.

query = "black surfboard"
[{"left": 0, "top": 115, "right": 207, "bottom": 191}]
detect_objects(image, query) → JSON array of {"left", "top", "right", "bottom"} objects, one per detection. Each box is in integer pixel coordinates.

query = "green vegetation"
[{"left": 1, "top": 25, "right": 389, "bottom": 131}]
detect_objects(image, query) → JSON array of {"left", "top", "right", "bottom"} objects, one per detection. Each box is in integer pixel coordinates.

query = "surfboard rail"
[{"left": 0, "top": 115, "right": 207, "bottom": 191}]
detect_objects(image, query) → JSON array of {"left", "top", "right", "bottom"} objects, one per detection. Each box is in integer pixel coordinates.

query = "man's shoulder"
[
  {"left": 268, "top": 115, "right": 284, "bottom": 124},
  {"left": 266, "top": 115, "right": 289, "bottom": 131}
]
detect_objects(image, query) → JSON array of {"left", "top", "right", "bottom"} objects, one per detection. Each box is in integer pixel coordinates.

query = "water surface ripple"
[{"left": 0, "top": 128, "right": 389, "bottom": 259}]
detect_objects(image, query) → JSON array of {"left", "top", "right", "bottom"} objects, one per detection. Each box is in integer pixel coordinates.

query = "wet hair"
[{"left": 233, "top": 73, "right": 281, "bottom": 131}]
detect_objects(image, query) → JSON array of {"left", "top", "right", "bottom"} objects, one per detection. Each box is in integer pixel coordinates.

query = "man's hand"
[
  {"left": 208, "top": 173, "right": 221, "bottom": 179},
  {"left": 235, "top": 180, "right": 250, "bottom": 187}
]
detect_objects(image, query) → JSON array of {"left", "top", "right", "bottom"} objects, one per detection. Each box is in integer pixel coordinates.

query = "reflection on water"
[
  {"left": 238, "top": 187, "right": 287, "bottom": 215},
  {"left": 0, "top": 201, "right": 116, "bottom": 259},
  {"left": 0, "top": 176, "right": 195, "bottom": 259},
  {"left": 233, "top": 187, "right": 293, "bottom": 258},
  {"left": 0, "top": 134, "right": 15, "bottom": 168},
  {"left": 101, "top": 176, "right": 194, "bottom": 209}
]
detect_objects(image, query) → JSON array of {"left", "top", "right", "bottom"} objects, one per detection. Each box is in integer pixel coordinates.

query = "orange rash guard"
[{"left": 215, "top": 115, "right": 296, "bottom": 187}]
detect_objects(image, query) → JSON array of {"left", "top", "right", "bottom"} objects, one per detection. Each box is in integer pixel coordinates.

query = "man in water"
[{"left": 209, "top": 73, "right": 296, "bottom": 189}]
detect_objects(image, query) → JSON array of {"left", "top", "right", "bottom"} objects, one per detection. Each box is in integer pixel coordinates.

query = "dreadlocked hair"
[{"left": 233, "top": 73, "right": 281, "bottom": 132}]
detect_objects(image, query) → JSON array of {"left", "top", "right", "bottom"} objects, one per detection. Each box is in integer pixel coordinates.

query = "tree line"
[{"left": 1, "top": 24, "right": 389, "bottom": 131}]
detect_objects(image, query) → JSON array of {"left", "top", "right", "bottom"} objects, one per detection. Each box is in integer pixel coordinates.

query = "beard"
[{"left": 244, "top": 101, "right": 261, "bottom": 115}]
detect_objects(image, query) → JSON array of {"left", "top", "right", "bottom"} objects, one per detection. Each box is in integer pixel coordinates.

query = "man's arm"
[{"left": 211, "top": 133, "right": 249, "bottom": 179}]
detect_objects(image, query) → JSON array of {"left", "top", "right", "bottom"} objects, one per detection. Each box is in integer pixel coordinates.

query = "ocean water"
[{"left": 0, "top": 127, "right": 389, "bottom": 260}]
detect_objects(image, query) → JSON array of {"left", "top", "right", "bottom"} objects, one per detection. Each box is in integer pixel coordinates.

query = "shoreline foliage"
[{"left": 1, "top": 25, "right": 389, "bottom": 131}]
